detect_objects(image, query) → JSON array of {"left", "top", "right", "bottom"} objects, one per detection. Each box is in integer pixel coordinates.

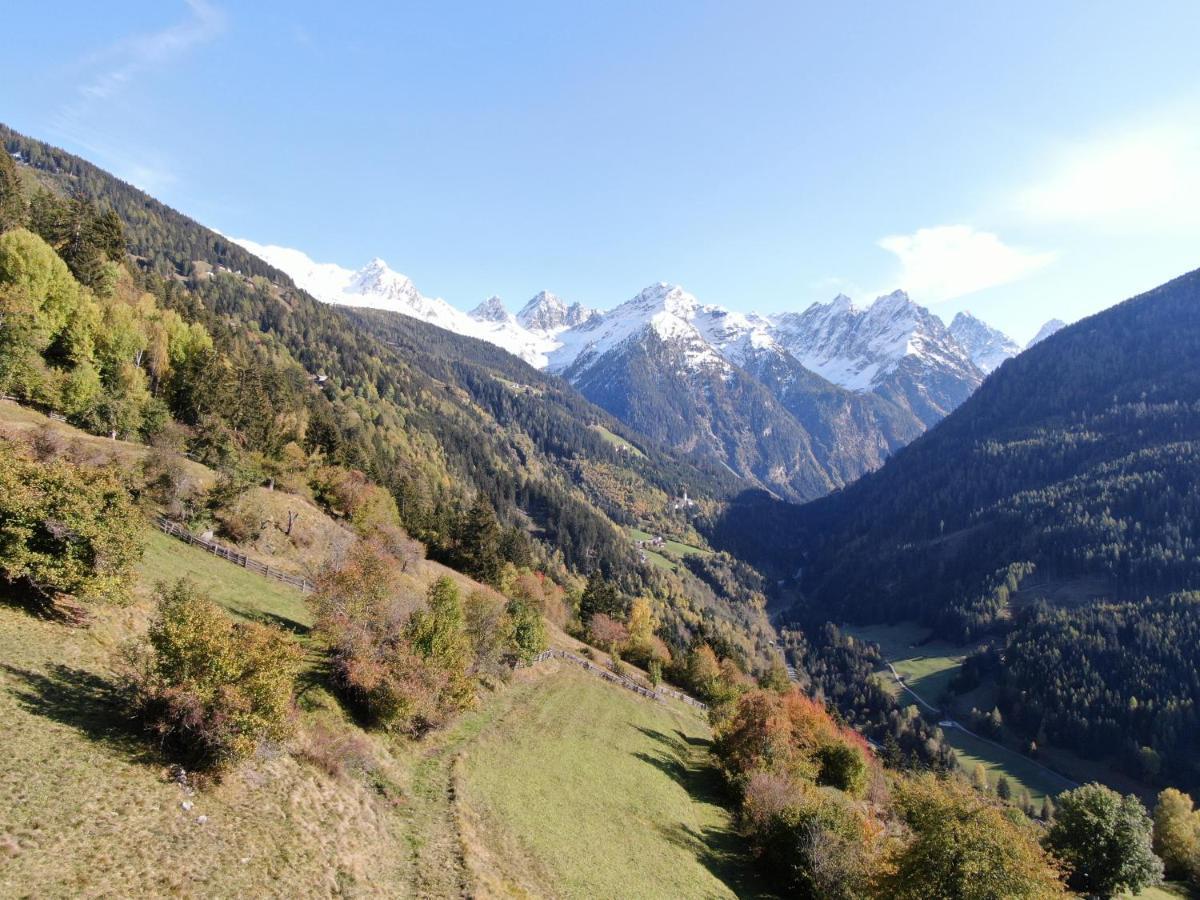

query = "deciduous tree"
[{"left": 1045, "top": 783, "right": 1163, "bottom": 898}]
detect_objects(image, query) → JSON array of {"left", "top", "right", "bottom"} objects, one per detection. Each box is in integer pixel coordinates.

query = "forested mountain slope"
[
  {"left": 0, "top": 123, "right": 773, "bottom": 668},
  {"left": 713, "top": 265, "right": 1200, "bottom": 790},
  {"left": 737, "top": 265, "right": 1200, "bottom": 632}
]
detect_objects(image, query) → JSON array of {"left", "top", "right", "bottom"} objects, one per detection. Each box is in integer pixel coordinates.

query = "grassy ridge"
[
  {"left": 457, "top": 663, "right": 766, "bottom": 898},
  {"left": 3, "top": 518, "right": 758, "bottom": 897},
  {"left": 0, "top": 542, "right": 412, "bottom": 897}
]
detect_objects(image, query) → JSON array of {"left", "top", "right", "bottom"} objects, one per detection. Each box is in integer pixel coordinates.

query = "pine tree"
[
  {"left": 0, "top": 149, "right": 24, "bottom": 232},
  {"left": 997, "top": 775, "right": 1013, "bottom": 801},
  {"left": 457, "top": 495, "right": 503, "bottom": 586},
  {"left": 579, "top": 569, "right": 623, "bottom": 623}
]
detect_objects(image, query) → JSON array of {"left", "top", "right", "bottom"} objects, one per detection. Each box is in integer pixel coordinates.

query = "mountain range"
[
  {"left": 235, "top": 240, "right": 1065, "bottom": 500},
  {"left": 712, "top": 265, "right": 1200, "bottom": 791}
]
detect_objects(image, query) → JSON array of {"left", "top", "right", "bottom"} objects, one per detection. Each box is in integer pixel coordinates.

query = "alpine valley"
[{"left": 234, "top": 240, "right": 1060, "bottom": 501}]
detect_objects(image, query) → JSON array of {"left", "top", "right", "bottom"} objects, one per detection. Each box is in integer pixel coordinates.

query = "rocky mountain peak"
[
  {"left": 1027, "top": 318, "right": 1067, "bottom": 348},
  {"left": 517, "top": 290, "right": 594, "bottom": 333},
  {"left": 470, "top": 295, "right": 512, "bottom": 323},
  {"left": 948, "top": 310, "right": 1021, "bottom": 374}
]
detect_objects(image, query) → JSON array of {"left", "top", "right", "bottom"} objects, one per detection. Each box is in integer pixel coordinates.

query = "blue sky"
[{"left": 5, "top": 1, "right": 1200, "bottom": 341}]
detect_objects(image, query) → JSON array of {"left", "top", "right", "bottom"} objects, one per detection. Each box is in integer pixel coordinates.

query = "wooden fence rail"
[
  {"left": 153, "top": 513, "right": 708, "bottom": 711},
  {"left": 155, "top": 517, "right": 315, "bottom": 593},
  {"left": 515, "top": 648, "right": 708, "bottom": 712}
]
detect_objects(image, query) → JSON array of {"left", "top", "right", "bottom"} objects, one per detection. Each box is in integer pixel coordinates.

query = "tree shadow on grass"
[
  {"left": 250, "top": 610, "right": 312, "bottom": 637},
  {"left": 0, "top": 580, "right": 88, "bottom": 624},
  {"left": 1, "top": 662, "right": 156, "bottom": 763},
  {"left": 631, "top": 725, "right": 778, "bottom": 899}
]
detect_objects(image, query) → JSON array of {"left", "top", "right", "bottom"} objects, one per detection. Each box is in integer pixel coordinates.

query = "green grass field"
[
  {"left": 456, "top": 662, "right": 767, "bottom": 899},
  {"left": 139, "top": 528, "right": 313, "bottom": 632},
  {"left": 3, "top": 520, "right": 761, "bottom": 898},
  {"left": 844, "top": 621, "right": 966, "bottom": 706},
  {"left": 843, "top": 622, "right": 1077, "bottom": 805},
  {"left": 629, "top": 527, "right": 712, "bottom": 561},
  {"left": 591, "top": 423, "right": 646, "bottom": 458}
]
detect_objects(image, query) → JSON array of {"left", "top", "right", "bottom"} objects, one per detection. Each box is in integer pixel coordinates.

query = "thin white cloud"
[
  {"left": 74, "top": 1, "right": 227, "bottom": 102},
  {"left": 877, "top": 225, "right": 1056, "bottom": 304},
  {"left": 1013, "top": 102, "right": 1200, "bottom": 232},
  {"left": 49, "top": 1, "right": 226, "bottom": 194}
]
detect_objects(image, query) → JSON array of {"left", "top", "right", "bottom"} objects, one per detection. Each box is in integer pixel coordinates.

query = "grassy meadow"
[
  {"left": 456, "top": 663, "right": 763, "bottom": 899},
  {"left": 1, "top": 509, "right": 758, "bottom": 897}
]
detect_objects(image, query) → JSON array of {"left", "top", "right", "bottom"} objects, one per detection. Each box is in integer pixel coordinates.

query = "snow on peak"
[
  {"left": 546, "top": 283, "right": 734, "bottom": 376},
  {"left": 828, "top": 293, "right": 857, "bottom": 314},
  {"left": 470, "top": 295, "right": 513, "bottom": 324},
  {"left": 1027, "top": 318, "right": 1067, "bottom": 348},
  {"left": 948, "top": 311, "right": 1021, "bottom": 374},
  {"left": 232, "top": 236, "right": 1022, "bottom": 398},
  {"left": 517, "top": 291, "right": 595, "bottom": 333},
  {"left": 768, "top": 290, "right": 980, "bottom": 391},
  {"left": 347, "top": 258, "right": 423, "bottom": 307},
  {"left": 231, "top": 238, "right": 560, "bottom": 367}
]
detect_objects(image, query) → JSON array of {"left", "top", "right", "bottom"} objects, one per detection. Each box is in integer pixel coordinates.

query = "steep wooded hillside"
[
  {"left": 729, "top": 266, "right": 1200, "bottom": 632},
  {"left": 714, "top": 266, "right": 1200, "bottom": 790},
  {"left": 0, "top": 123, "right": 775, "bottom": 669}
]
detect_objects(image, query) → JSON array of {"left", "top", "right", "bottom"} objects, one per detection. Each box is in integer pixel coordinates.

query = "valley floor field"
[{"left": 843, "top": 622, "right": 1077, "bottom": 805}]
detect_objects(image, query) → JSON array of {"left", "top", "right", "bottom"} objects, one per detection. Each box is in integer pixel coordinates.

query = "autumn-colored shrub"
[
  {"left": 1153, "top": 788, "right": 1200, "bottom": 883},
  {"left": 716, "top": 688, "right": 854, "bottom": 785},
  {"left": 816, "top": 739, "right": 871, "bottom": 797},
  {"left": 372, "top": 521, "right": 424, "bottom": 572},
  {"left": 686, "top": 644, "right": 722, "bottom": 698},
  {"left": 622, "top": 597, "right": 671, "bottom": 669},
  {"left": 140, "top": 444, "right": 197, "bottom": 517},
  {"left": 213, "top": 494, "right": 265, "bottom": 543},
  {"left": 588, "top": 612, "right": 628, "bottom": 651},
  {"left": 741, "top": 772, "right": 887, "bottom": 899},
  {"left": 128, "top": 579, "right": 302, "bottom": 768},
  {"left": 881, "top": 774, "right": 1068, "bottom": 900},
  {"left": 312, "top": 545, "right": 475, "bottom": 735},
  {"left": 0, "top": 438, "right": 142, "bottom": 608},
  {"left": 310, "top": 465, "right": 400, "bottom": 534}
]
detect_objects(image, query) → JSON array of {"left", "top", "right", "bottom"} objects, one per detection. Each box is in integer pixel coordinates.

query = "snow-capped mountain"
[
  {"left": 1027, "top": 318, "right": 1066, "bottom": 348},
  {"left": 771, "top": 291, "right": 979, "bottom": 393},
  {"left": 764, "top": 291, "right": 984, "bottom": 425},
  {"left": 542, "top": 283, "right": 987, "bottom": 497},
  {"left": 948, "top": 311, "right": 1022, "bottom": 374},
  {"left": 517, "top": 291, "right": 595, "bottom": 334},
  {"left": 231, "top": 239, "right": 560, "bottom": 366},
  {"left": 470, "top": 295, "right": 514, "bottom": 324},
  {"left": 233, "top": 236, "right": 1027, "bottom": 499},
  {"left": 548, "top": 283, "right": 766, "bottom": 377}
]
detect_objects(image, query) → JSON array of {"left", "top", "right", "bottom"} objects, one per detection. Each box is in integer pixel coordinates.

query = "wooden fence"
[
  {"left": 155, "top": 517, "right": 315, "bottom": 593},
  {"left": 515, "top": 648, "right": 708, "bottom": 711}
]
